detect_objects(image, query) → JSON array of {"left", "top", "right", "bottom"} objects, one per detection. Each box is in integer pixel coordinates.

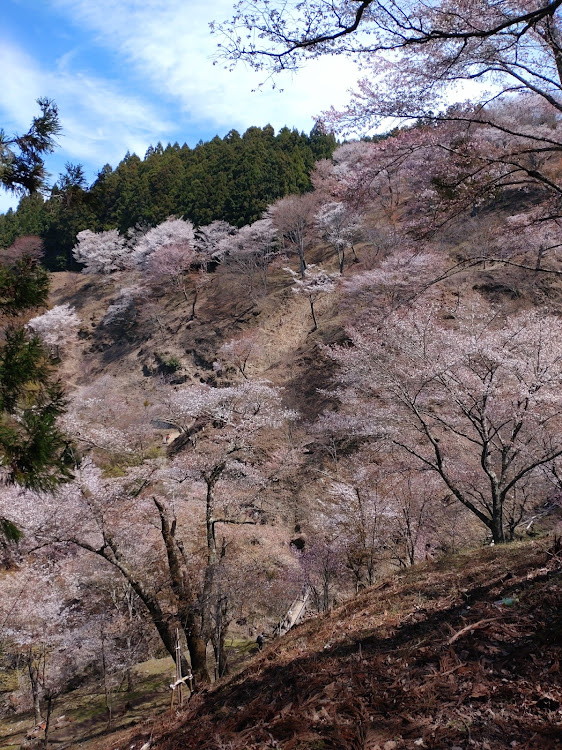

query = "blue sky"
[{"left": 1, "top": 0, "right": 361, "bottom": 213}]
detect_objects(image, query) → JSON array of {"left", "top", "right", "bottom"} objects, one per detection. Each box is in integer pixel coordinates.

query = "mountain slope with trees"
[
  {"left": 0, "top": 124, "right": 336, "bottom": 270},
  {"left": 3, "top": 2, "right": 562, "bottom": 744},
  {"left": 2, "top": 92, "right": 562, "bottom": 749}
]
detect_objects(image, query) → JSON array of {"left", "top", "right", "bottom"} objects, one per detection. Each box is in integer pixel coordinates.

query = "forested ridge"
[{"left": 0, "top": 123, "right": 336, "bottom": 270}]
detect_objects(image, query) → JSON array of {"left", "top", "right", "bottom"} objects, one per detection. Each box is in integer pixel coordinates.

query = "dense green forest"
[{"left": 0, "top": 124, "right": 336, "bottom": 269}]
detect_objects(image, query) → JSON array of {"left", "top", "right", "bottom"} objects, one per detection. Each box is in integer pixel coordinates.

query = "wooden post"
[{"left": 170, "top": 629, "right": 192, "bottom": 713}]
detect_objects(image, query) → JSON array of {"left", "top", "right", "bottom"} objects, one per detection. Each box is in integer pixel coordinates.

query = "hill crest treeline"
[{"left": 0, "top": 124, "right": 336, "bottom": 269}]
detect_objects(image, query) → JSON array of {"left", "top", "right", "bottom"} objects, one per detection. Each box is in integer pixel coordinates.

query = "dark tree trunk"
[
  {"left": 185, "top": 630, "right": 209, "bottom": 684},
  {"left": 43, "top": 694, "right": 53, "bottom": 750},
  {"left": 153, "top": 496, "right": 211, "bottom": 685},
  {"left": 189, "top": 287, "right": 198, "bottom": 321},
  {"left": 309, "top": 295, "right": 318, "bottom": 331},
  {"left": 490, "top": 513, "right": 505, "bottom": 544},
  {"left": 298, "top": 243, "right": 306, "bottom": 278}
]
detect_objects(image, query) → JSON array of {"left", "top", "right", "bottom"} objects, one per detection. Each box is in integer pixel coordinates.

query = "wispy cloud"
[
  {"left": 1, "top": 0, "right": 361, "bottom": 213},
  {"left": 49, "top": 0, "right": 360, "bottom": 132},
  {"left": 0, "top": 35, "right": 173, "bottom": 209},
  {"left": 0, "top": 40, "right": 171, "bottom": 162}
]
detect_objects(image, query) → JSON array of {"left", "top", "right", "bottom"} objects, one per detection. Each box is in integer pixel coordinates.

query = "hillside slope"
[
  {"left": 115, "top": 538, "right": 561, "bottom": 750},
  {"left": 5, "top": 125, "right": 562, "bottom": 748}
]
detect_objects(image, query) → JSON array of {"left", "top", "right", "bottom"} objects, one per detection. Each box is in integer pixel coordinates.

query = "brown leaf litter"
[{"left": 118, "top": 539, "right": 562, "bottom": 750}]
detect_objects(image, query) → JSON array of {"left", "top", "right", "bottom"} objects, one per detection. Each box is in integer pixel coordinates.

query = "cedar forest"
[{"left": 0, "top": 2, "right": 561, "bottom": 749}]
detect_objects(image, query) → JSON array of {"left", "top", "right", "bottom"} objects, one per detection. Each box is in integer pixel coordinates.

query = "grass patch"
[{"left": 0, "top": 656, "right": 174, "bottom": 750}]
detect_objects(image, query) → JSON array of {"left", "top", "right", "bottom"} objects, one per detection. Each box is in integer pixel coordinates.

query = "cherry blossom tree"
[
  {"left": 10, "top": 379, "right": 296, "bottom": 686},
  {"left": 219, "top": 2, "right": 562, "bottom": 262},
  {"left": 329, "top": 301, "right": 562, "bottom": 543},
  {"left": 328, "top": 466, "right": 387, "bottom": 590},
  {"left": 311, "top": 138, "right": 419, "bottom": 251},
  {"left": 295, "top": 536, "right": 347, "bottom": 613},
  {"left": 0, "top": 545, "right": 156, "bottom": 737},
  {"left": 72, "top": 229, "right": 128, "bottom": 274},
  {"left": 0, "top": 558, "right": 86, "bottom": 732},
  {"left": 491, "top": 203, "right": 562, "bottom": 274},
  {"left": 267, "top": 192, "right": 319, "bottom": 278},
  {"left": 340, "top": 247, "right": 452, "bottom": 319},
  {"left": 315, "top": 201, "right": 363, "bottom": 272},
  {"left": 152, "top": 380, "right": 292, "bottom": 436},
  {"left": 61, "top": 375, "right": 154, "bottom": 458},
  {"left": 287, "top": 265, "right": 339, "bottom": 331},
  {"left": 218, "top": 1, "right": 562, "bottom": 127},
  {"left": 7, "top": 461, "right": 210, "bottom": 684},
  {"left": 314, "top": 115, "right": 562, "bottom": 284},
  {"left": 194, "top": 220, "right": 238, "bottom": 267},
  {"left": 155, "top": 379, "right": 296, "bottom": 671},
  {"left": 26, "top": 304, "right": 81, "bottom": 358},
  {"left": 379, "top": 465, "right": 450, "bottom": 568},
  {"left": 221, "top": 218, "right": 279, "bottom": 299},
  {"left": 145, "top": 242, "right": 196, "bottom": 297},
  {"left": 217, "top": 330, "right": 263, "bottom": 380},
  {"left": 131, "top": 217, "right": 195, "bottom": 270},
  {"left": 144, "top": 240, "right": 201, "bottom": 320}
]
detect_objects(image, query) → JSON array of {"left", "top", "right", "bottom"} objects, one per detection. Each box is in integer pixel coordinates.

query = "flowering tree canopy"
[
  {"left": 132, "top": 218, "right": 195, "bottom": 270},
  {"left": 194, "top": 220, "right": 238, "bottom": 265},
  {"left": 288, "top": 265, "right": 339, "bottom": 331},
  {"left": 220, "top": 217, "right": 279, "bottom": 297},
  {"left": 26, "top": 303, "right": 81, "bottom": 357},
  {"left": 267, "top": 192, "right": 318, "bottom": 278},
  {"left": 329, "top": 301, "right": 562, "bottom": 543},
  {"left": 315, "top": 201, "right": 362, "bottom": 272},
  {"left": 217, "top": 1, "right": 562, "bottom": 114},
  {"left": 72, "top": 229, "right": 128, "bottom": 274},
  {"left": 218, "top": 1, "right": 562, "bottom": 242}
]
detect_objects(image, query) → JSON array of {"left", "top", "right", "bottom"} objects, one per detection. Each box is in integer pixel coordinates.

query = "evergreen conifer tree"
[{"left": 0, "top": 256, "right": 73, "bottom": 492}]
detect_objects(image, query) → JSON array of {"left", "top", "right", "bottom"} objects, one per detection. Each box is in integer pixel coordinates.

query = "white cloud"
[
  {"left": 50, "top": 0, "right": 361, "bottom": 133},
  {"left": 1, "top": 1, "right": 362, "bottom": 213},
  {"left": 0, "top": 38, "right": 172, "bottom": 173},
  {"left": 55, "top": 72, "right": 173, "bottom": 163}
]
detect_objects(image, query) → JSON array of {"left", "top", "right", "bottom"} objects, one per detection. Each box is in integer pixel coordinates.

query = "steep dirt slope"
[
  {"left": 47, "top": 256, "right": 347, "bottom": 427},
  {"left": 111, "top": 538, "right": 562, "bottom": 750},
  {"left": 47, "top": 198, "right": 562, "bottom": 416}
]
